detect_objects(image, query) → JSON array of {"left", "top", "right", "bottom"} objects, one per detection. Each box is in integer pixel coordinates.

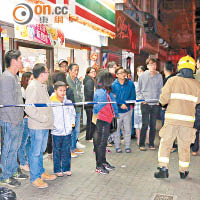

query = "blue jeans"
[
  {"left": 0, "top": 120, "right": 24, "bottom": 180},
  {"left": 18, "top": 118, "right": 31, "bottom": 166},
  {"left": 53, "top": 134, "right": 71, "bottom": 173},
  {"left": 71, "top": 112, "right": 81, "bottom": 151},
  {"left": 29, "top": 129, "right": 49, "bottom": 183}
]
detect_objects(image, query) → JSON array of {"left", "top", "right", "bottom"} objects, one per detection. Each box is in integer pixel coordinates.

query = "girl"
[{"left": 93, "top": 71, "right": 118, "bottom": 174}]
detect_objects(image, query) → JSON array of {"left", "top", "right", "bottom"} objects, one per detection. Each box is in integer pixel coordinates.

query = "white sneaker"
[{"left": 76, "top": 141, "right": 86, "bottom": 149}]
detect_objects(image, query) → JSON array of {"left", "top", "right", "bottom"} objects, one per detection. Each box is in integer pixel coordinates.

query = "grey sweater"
[
  {"left": 0, "top": 69, "right": 24, "bottom": 125},
  {"left": 137, "top": 70, "right": 163, "bottom": 105}
]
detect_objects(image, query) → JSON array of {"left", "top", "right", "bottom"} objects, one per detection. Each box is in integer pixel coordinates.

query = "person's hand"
[
  {"left": 72, "top": 124, "right": 75, "bottom": 128},
  {"left": 121, "top": 104, "right": 128, "bottom": 110},
  {"left": 142, "top": 101, "right": 147, "bottom": 104}
]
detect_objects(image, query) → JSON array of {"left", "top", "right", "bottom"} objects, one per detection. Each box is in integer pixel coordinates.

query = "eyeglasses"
[
  {"left": 90, "top": 71, "right": 96, "bottom": 74},
  {"left": 117, "top": 71, "right": 126, "bottom": 75}
]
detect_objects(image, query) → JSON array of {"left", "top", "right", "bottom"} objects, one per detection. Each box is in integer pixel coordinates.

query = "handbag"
[
  {"left": 107, "top": 94, "right": 117, "bottom": 133},
  {"left": 110, "top": 116, "right": 117, "bottom": 133}
]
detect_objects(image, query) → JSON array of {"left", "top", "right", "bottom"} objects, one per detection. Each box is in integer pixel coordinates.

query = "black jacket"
[{"left": 83, "top": 75, "right": 95, "bottom": 108}]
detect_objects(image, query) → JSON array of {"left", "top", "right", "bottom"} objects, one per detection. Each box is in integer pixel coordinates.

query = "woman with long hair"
[{"left": 93, "top": 71, "right": 118, "bottom": 174}]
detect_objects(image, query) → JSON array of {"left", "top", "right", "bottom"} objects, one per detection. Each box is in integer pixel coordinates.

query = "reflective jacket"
[{"left": 160, "top": 76, "right": 200, "bottom": 127}]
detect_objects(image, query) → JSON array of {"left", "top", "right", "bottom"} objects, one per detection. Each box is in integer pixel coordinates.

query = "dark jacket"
[{"left": 83, "top": 75, "right": 95, "bottom": 101}]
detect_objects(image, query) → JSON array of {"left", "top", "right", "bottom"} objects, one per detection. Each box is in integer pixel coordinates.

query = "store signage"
[
  {"left": 108, "top": 11, "right": 140, "bottom": 53},
  {"left": 141, "top": 32, "right": 159, "bottom": 54},
  {"left": 15, "top": 24, "right": 65, "bottom": 46}
]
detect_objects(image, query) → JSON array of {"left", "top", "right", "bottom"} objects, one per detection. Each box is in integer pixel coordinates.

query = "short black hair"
[
  {"left": 107, "top": 61, "right": 116, "bottom": 69},
  {"left": 68, "top": 63, "right": 78, "bottom": 71},
  {"left": 33, "top": 63, "right": 46, "bottom": 78},
  {"left": 164, "top": 61, "right": 174, "bottom": 72},
  {"left": 54, "top": 81, "right": 67, "bottom": 90},
  {"left": 52, "top": 72, "right": 69, "bottom": 86},
  {"left": 115, "top": 67, "right": 124, "bottom": 74},
  {"left": 96, "top": 70, "right": 114, "bottom": 91},
  {"left": 5, "top": 50, "right": 21, "bottom": 68},
  {"left": 137, "top": 65, "right": 146, "bottom": 72}
]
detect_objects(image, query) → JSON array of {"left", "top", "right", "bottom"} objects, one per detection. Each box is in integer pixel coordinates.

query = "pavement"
[{"left": 11, "top": 122, "right": 200, "bottom": 200}]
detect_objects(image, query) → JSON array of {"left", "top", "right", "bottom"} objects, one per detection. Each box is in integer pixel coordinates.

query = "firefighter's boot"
[
  {"left": 154, "top": 167, "right": 169, "bottom": 178},
  {"left": 179, "top": 171, "right": 189, "bottom": 179}
]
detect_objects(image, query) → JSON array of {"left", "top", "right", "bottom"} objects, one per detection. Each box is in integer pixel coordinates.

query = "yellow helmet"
[{"left": 177, "top": 55, "right": 196, "bottom": 73}]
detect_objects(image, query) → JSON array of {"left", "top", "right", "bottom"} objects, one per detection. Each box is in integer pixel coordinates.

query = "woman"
[
  {"left": 93, "top": 71, "right": 118, "bottom": 174},
  {"left": 18, "top": 72, "right": 33, "bottom": 172},
  {"left": 83, "top": 67, "right": 96, "bottom": 142},
  {"left": 134, "top": 66, "right": 149, "bottom": 146}
]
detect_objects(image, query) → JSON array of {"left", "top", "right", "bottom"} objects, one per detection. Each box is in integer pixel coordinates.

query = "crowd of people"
[{"left": 0, "top": 49, "right": 200, "bottom": 189}]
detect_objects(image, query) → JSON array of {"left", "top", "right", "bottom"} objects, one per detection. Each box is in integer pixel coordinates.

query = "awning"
[{"left": 70, "top": 0, "right": 115, "bottom": 38}]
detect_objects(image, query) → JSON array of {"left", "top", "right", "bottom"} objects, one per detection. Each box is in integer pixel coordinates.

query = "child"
[
  {"left": 50, "top": 81, "right": 76, "bottom": 177},
  {"left": 93, "top": 71, "right": 118, "bottom": 174}
]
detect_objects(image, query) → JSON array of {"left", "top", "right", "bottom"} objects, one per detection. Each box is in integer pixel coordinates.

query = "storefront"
[
  {"left": 14, "top": 24, "right": 55, "bottom": 75},
  {"left": 106, "top": 10, "right": 141, "bottom": 79}
]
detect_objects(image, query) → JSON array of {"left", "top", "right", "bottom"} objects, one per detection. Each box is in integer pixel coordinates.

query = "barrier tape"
[{"left": 0, "top": 99, "right": 159, "bottom": 108}]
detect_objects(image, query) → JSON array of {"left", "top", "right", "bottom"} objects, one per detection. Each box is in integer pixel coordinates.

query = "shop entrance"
[{"left": 14, "top": 39, "right": 54, "bottom": 72}]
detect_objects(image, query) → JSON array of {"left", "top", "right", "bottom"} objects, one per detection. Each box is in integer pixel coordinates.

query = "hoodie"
[{"left": 50, "top": 93, "right": 76, "bottom": 136}]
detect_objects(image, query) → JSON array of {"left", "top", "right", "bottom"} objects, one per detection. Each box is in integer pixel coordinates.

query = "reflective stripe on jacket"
[{"left": 159, "top": 76, "right": 200, "bottom": 127}]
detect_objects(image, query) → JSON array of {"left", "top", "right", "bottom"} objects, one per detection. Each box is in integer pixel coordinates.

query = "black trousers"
[
  {"left": 139, "top": 104, "right": 159, "bottom": 147},
  {"left": 191, "top": 130, "right": 199, "bottom": 152},
  {"left": 85, "top": 108, "right": 96, "bottom": 140},
  {"left": 93, "top": 119, "right": 110, "bottom": 167},
  {"left": 46, "top": 131, "right": 52, "bottom": 154}
]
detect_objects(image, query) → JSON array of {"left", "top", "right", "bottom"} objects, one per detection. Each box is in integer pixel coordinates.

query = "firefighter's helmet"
[{"left": 177, "top": 55, "right": 196, "bottom": 73}]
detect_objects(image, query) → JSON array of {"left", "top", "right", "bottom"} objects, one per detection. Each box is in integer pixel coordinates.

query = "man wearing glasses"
[
  {"left": 112, "top": 67, "right": 136, "bottom": 153},
  {"left": 137, "top": 58, "right": 163, "bottom": 151},
  {"left": 25, "top": 63, "right": 56, "bottom": 189}
]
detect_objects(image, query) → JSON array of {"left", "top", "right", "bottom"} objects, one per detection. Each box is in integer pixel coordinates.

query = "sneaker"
[
  {"left": 76, "top": 141, "right": 86, "bottom": 149},
  {"left": 13, "top": 169, "right": 29, "bottom": 180},
  {"left": 41, "top": 172, "right": 56, "bottom": 181},
  {"left": 32, "top": 178, "right": 48, "bottom": 189},
  {"left": 20, "top": 164, "right": 30, "bottom": 172},
  {"left": 71, "top": 152, "right": 78, "bottom": 158},
  {"left": 96, "top": 166, "right": 109, "bottom": 175},
  {"left": 0, "top": 177, "right": 21, "bottom": 188},
  {"left": 103, "top": 162, "right": 115, "bottom": 171},
  {"left": 63, "top": 171, "right": 72, "bottom": 176},
  {"left": 55, "top": 172, "right": 64, "bottom": 177},
  {"left": 74, "top": 148, "right": 84, "bottom": 154},
  {"left": 139, "top": 146, "right": 147, "bottom": 151}
]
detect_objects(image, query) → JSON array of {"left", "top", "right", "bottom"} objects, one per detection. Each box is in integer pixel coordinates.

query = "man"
[
  {"left": 154, "top": 55, "right": 200, "bottom": 179},
  {"left": 161, "top": 61, "right": 177, "bottom": 153},
  {"left": 191, "top": 56, "right": 200, "bottom": 156},
  {"left": 25, "top": 63, "right": 56, "bottom": 188},
  {"left": 112, "top": 67, "right": 136, "bottom": 153},
  {"left": 58, "top": 59, "right": 68, "bottom": 74},
  {"left": 137, "top": 58, "right": 163, "bottom": 151},
  {"left": 67, "top": 63, "right": 85, "bottom": 157},
  {"left": 0, "top": 50, "right": 28, "bottom": 187}
]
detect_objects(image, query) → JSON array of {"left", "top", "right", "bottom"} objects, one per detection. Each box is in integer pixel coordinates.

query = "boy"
[{"left": 50, "top": 81, "right": 76, "bottom": 177}]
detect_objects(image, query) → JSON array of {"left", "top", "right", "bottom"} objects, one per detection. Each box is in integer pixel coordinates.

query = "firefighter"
[{"left": 154, "top": 55, "right": 200, "bottom": 179}]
